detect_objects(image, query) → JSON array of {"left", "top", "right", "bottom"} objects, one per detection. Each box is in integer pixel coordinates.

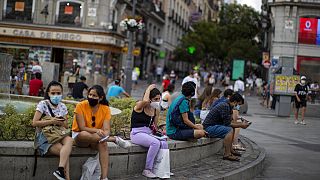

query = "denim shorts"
[
  {"left": 205, "top": 125, "right": 232, "bottom": 138},
  {"left": 168, "top": 129, "right": 194, "bottom": 140},
  {"left": 35, "top": 131, "right": 52, "bottom": 156}
]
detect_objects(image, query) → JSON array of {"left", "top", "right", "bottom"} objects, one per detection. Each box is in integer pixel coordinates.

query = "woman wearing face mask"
[
  {"left": 32, "top": 81, "right": 73, "bottom": 180},
  {"left": 72, "top": 85, "right": 129, "bottom": 180},
  {"left": 130, "top": 84, "right": 169, "bottom": 178}
]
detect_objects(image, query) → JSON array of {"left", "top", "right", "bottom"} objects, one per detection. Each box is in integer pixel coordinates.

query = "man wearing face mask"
[
  {"left": 294, "top": 76, "right": 309, "bottom": 125},
  {"left": 203, "top": 93, "right": 250, "bottom": 161}
]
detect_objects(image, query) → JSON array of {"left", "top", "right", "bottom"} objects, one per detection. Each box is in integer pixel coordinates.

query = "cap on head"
[
  {"left": 300, "top": 76, "right": 306, "bottom": 80},
  {"left": 115, "top": 79, "right": 120, "bottom": 85}
]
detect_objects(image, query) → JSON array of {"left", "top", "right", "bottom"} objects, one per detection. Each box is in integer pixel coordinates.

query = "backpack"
[{"left": 169, "top": 97, "right": 195, "bottom": 129}]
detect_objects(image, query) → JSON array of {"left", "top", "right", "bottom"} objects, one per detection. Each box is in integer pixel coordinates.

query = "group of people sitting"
[
  {"left": 130, "top": 81, "right": 252, "bottom": 178},
  {"left": 32, "top": 79, "right": 251, "bottom": 180}
]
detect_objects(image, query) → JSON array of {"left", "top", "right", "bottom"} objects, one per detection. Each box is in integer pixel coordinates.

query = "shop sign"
[
  {"left": 133, "top": 48, "right": 141, "bottom": 56},
  {"left": 15, "top": 2, "right": 25, "bottom": 12},
  {"left": 64, "top": 6, "right": 73, "bottom": 15},
  {"left": 0, "top": 27, "right": 122, "bottom": 46},
  {"left": 285, "top": 19, "right": 294, "bottom": 30},
  {"left": 88, "top": 8, "right": 97, "bottom": 17},
  {"left": 298, "top": 17, "right": 318, "bottom": 44},
  {"left": 262, "top": 52, "right": 270, "bottom": 68}
]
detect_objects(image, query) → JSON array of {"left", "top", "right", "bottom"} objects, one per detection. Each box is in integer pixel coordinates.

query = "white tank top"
[{"left": 161, "top": 92, "right": 170, "bottom": 109}]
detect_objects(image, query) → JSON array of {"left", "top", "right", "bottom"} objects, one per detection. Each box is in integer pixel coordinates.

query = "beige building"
[{"left": 0, "top": 0, "right": 126, "bottom": 86}]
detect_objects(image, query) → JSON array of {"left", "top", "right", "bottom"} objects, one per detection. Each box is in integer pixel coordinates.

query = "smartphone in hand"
[{"left": 57, "top": 117, "right": 65, "bottom": 121}]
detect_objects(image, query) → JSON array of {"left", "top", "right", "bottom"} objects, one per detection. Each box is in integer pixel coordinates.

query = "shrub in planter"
[{"left": 109, "top": 97, "right": 136, "bottom": 139}]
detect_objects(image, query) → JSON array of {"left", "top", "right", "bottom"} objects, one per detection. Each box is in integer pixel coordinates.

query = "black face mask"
[{"left": 88, "top": 97, "right": 99, "bottom": 107}]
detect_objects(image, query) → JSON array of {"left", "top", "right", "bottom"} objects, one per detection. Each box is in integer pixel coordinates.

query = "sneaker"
[
  {"left": 142, "top": 169, "right": 157, "bottom": 178},
  {"left": 115, "top": 136, "right": 131, "bottom": 149},
  {"left": 300, "top": 121, "right": 306, "bottom": 125},
  {"left": 294, "top": 120, "right": 299, "bottom": 124},
  {"left": 53, "top": 169, "right": 66, "bottom": 180}
]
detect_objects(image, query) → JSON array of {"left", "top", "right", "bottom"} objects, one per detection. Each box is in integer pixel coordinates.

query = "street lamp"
[{"left": 119, "top": 0, "right": 144, "bottom": 94}]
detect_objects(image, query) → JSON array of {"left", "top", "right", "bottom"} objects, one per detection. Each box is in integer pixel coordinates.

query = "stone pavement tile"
[{"left": 115, "top": 136, "right": 263, "bottom": 180}]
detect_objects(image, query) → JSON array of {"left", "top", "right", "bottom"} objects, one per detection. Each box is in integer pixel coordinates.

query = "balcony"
[
  {"left": 151, "top": 4, "right": 165, "bottom": 20},
  {"left": 169, "top": 9, "right": 174, "bottom": 19}
]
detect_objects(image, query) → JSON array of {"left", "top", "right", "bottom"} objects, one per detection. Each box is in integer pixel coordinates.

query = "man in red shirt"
[{"left": 29, "top": 73, "right": 43, "bottom": 96}]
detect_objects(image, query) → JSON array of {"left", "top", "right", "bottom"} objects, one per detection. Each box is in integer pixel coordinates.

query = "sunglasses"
[{"left": 92, "top": 116, "right": 96, "bottom": 127}]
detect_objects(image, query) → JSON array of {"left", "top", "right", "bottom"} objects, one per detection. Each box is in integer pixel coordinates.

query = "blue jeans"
[{"left": 205, "top": 125, "right": 232, "bottom": 138}]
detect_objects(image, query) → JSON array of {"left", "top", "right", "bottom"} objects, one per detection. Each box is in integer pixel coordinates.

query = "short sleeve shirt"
[
  {"left": 106, "top": 85, "right": 125, "bottom": 100},
  {"left": 203, "top": 102, "right": 232, "bottom": 129},
  {"left": 166, "top": 94, "right": 189, "bottom": 135},
  {"left": 36, "top": 100, "right": 68, "bottom": 117},
  {"left": 294, "top": 83, "right": 309, "bottom": 100},
  {"left": 72, "top": 100, "right": 111, "bottom": 132}
]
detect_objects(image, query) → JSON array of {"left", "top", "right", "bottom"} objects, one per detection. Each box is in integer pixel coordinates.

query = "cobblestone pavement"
[{"left": 115, "top": 136, "right": 263, "bottom": 180}]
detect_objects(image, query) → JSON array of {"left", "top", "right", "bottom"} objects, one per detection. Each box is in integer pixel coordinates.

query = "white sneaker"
[
  {"left": 142, "top": 169, "right": 157, "bottom": 178},
  {"left": 115, "top": 136, "right": 130, "bottom": 149},
  {"left": 294, "top": 120, "right": 299, "bottom": 124},
  {"left": 300, "top": 120, "right": 306, "bottom": 125}
]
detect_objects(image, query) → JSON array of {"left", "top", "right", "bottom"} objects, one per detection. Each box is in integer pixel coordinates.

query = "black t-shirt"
[
  {"left": 294, "top": 83, "right": 309, "bottom": 101},
  {"left": 72, "top": 82, "right": 88, "bottom": 99}
]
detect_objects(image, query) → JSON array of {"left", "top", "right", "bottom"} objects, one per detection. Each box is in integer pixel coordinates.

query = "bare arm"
[
  {"left": 295, "top": 92, "right": 301, "bottom": 102},
  {"left": 135, "top": 84, "right": 156, "bottom": 112},
  {"left": 153, "top": 109, "right": 160, "bottom": 128},
  {"left": 102, "top": 120, "right": 111, "bottom": 136},
  {"left": 181, "top": 112, "right": 197, "bottom": 129},
  {"left": 32, "top": 110, "right": 64, "bottom": 127},
  {"left": 76, "top": 113, "right": 100, "bottom": 133},
  {"left": 123, "top": 91, "right": 130, "bottom": 98}
]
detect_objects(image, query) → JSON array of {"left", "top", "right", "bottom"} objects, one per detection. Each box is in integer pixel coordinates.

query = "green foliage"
[
  {"left": 0, "top": 98, "right": 135, "bottom": 141},
  {"left": 65, "top": 103, "right": 75, "bottom": 128},
  {"left": 109, "top": 98, "right": 136, "bottom": 139},
  {"left": 174, "top": 3, "right": 262, "bottom": 65},
  {"left": 0, "top": 104, "right": 35, "bottom": 140}
]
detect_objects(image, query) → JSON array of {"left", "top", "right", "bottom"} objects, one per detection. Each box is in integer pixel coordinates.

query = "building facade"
[
  {"left": 0, "top": 0, "right": 125, "bottom": 86},
  {"left": 264, "top": 0, "right": 320, "bottom": 83}
]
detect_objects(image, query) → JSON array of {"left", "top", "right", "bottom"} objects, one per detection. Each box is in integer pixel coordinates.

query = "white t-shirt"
[
  {"left": 32, "top": 65, "right": 42, "bottom": 74},
  {"left": 234, "top": 80, "right": 245, "bottom": 92},
  {"left": 36, "top": 100, "right": 68, "bottom": 117},
  {"left": 132, "top": 71, "right": 138, "bottom": 81}
]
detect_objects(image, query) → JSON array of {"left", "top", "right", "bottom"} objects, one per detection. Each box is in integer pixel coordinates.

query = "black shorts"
[{"left": 295, "top": 100, "right": 307, "bottom": 109}]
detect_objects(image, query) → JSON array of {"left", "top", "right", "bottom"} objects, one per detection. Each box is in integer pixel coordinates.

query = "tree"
[{"left": 173, "top": 3, "right": 262, "bottom": 66}]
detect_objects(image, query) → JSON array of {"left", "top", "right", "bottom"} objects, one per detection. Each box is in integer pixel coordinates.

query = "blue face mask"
[
  {"left": 235, "top": 104, "right": 240, "bottom": 111},
  {"left": 50, "top": 95, "right": 62, "bottom": 105}
]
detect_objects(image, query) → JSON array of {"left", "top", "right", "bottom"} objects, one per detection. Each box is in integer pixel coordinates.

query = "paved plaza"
[{"left": 128, "top": 81, "right": 320, "bottom": 179}]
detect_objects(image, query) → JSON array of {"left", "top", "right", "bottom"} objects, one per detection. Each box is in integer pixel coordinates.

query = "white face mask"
[
  {"left": 301, "top": 80, "right": 306, "bottom": 84},
  {"left": 150, "top": 101, "right": 161, "bottom": 110}
]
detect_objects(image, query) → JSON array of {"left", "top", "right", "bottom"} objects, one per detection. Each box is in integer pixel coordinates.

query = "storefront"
[{"left": 0, "top": 23, "right": 124, "bottom": 86}]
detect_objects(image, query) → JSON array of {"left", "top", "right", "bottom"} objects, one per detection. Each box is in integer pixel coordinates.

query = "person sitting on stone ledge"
[
  {"left": 202, "top": 93, "right": 251, "bottom": 161},
  {"left": 166, "top": 81, "right": 207, "bottom": 141},
  {"left": 72, "top": 85, "right": 130, "bottom": 180},
  {"left": 130, "top": 84, "right": 169, "bottom": 178},
  {"left": 32, "top": 81, "right": 73, "bottom": 180}
]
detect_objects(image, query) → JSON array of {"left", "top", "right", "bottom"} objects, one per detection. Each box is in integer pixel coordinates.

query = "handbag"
[
  {"left": 68, "top": 76, "right": 77, "bottom": 83},
  {"left": 41, "top": 102, "right": 70, "bottom": 144},
  {"left": 153, "top": 149, "right": 170, "bottom": 179}
]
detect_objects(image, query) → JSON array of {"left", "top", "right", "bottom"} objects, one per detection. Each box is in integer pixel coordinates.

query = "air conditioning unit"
[{"left": 153, "top": 38, "right": 163, "bottom": 45}]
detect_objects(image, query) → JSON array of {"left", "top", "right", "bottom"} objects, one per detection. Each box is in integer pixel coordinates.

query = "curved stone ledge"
[{"left": 0, "top": 138, "right": 223, "bottom": 179}]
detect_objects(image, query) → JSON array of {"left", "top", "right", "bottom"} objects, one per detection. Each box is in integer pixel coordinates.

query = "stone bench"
[{"left": 0, "top": 138, "right": 222, "bottom": 179}]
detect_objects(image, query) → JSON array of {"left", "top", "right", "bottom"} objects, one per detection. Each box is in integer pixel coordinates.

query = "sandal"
[
  {"left": 223, "top": 155, "right": 240, "bottom": 161},
  {"left": 231, "top": 150, "right": 242, "bottom": 157},
  {"left": 233, "top": 144, "right": 246, "bottom": 151}
]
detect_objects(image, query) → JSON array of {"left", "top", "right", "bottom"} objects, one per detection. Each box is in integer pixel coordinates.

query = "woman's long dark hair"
[
  {"left": 88, "top": 85, "right": 109, "bottom": 106},
  {"left": 44, "top": 81, "right": 63, "bottom": 100},
  {"left": 149, "top": 88, "right": 161, "bottom": 99}
]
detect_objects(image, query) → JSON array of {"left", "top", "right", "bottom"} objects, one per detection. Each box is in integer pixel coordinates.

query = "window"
[
  {"left": 4, "top": 0, "right": 34, "bottom": 22},
  {"left": 56, "top": 1, "right": 83, "bottom": 26}
]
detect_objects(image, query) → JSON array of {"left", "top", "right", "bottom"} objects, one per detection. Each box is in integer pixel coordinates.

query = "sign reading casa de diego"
[{"left": 0, "top": 27, "right": 123, "bottom": 46}]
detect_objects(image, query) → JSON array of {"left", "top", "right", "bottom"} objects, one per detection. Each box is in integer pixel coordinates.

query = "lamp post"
[{"left": 124, "top": 0, "right": 136, "bottom": 94}]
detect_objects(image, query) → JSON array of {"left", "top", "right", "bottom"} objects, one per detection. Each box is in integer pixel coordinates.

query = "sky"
[{"left": 237, "top": 0, "right": 262, "bottom": 12}]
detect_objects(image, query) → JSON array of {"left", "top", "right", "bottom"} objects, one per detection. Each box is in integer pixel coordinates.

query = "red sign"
[
  {"left": 299, "top": 18, "right": 318, "bottom": 44},
  {"left": 64, "top": 6, "right": 73, "bottom": 15}
]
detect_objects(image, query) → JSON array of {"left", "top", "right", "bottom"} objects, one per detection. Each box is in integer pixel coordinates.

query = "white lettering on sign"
[
  {"left": 13, "top": 29, "right": 36, "bottom": 37},
  {"left": 0, "top": 27, "right": 123, "bottom": 46}
]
